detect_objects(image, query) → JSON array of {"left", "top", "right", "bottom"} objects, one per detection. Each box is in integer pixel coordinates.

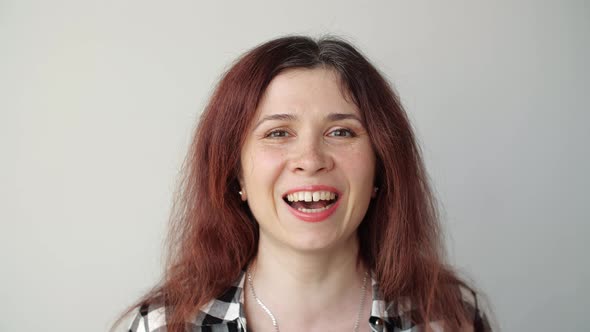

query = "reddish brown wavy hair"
[{"left": 116, "top": 35, "right": 482, "bottom": 331}]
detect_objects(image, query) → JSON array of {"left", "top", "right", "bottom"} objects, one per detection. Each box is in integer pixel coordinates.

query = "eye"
[
  {"left": 264, "top": 129, "right": 291, "bottom": 138},
  {"left": 328, "top": 128, "right": 356, "bottom": 137}
]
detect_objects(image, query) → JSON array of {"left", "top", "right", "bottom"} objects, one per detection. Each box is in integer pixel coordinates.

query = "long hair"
[{"left": 117, "top": 35, "right": 478, "bottom": 331}]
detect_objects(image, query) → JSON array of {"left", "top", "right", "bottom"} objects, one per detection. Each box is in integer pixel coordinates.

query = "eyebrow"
[{"left": 254, "top": 112, "right": 363, "bottom": 130}]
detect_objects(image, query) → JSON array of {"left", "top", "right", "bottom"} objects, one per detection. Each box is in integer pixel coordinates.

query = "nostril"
[{"left": 294, "top": 166, "right": 326, "bottom": 173}]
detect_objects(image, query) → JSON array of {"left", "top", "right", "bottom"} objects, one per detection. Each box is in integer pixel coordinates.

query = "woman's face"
[{"left": 239, "top": 68, "right": 376, "bottom": 253}]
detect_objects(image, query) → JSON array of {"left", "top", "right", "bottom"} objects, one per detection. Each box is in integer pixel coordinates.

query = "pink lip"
[{"left": 282, "top": 185, "right": 342, "bottom": 223}]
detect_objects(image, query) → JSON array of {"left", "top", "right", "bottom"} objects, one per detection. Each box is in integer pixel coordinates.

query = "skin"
[{"left": 239, "top": 67, "right": 376, "bottom": 331}]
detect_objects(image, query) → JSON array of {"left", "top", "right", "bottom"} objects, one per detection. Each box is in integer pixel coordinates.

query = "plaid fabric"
[{"left": 128, "top": 272, "right": 491, "bottom": 332}]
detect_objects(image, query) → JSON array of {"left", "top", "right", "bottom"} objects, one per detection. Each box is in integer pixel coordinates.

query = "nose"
[{"left": 288, "top": 137, "right": 334, "bottom": 175}]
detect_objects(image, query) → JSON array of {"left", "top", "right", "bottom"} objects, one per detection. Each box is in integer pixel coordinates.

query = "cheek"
[
  {"left": 243, "top": 146, "right": 287, "bottom": 191},
  {"left": 242, "top": 146, "right": 287, "bottom": 222},
  {"left": 337, "top": 146, "right": 376, "bottom": 182}
]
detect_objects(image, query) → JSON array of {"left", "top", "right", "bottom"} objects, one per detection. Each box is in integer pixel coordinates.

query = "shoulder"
[
  {"left": 127, "top": 303, "right": 168, "bottom": 332},
  {"left": 384, "top": 284, "right": 493, "bottom": 332},
  {"left": 456, "top": 285, "right": 494, "bottom": 332},
  {"left": 126, "top": 303, "right": 212, "bottom": 332},
  {"left": 126, "top": 299, "right": 245, "bottom": 332},
  {"left": 371, "top": 277, "right": 494, "bottom": 331},
  {"left": 127, "top": 273, "right": 247, "bottom": 332}
]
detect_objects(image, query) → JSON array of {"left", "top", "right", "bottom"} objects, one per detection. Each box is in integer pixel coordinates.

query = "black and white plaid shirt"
[{"left": 128, "top": 272, "right": 491, "bottom": 332}]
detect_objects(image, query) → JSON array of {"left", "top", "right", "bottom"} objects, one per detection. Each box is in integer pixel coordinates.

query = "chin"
[
  {"left": 289, "top": 239, "right": 334, "bottom": 252},
  {"left": 284, "top": 231, "right": 353, "bottom": 253}
]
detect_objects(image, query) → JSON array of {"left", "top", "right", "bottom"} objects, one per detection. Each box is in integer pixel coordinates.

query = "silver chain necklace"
[{"left": 246, "top": 270, "right": 369, "bottom": 332}]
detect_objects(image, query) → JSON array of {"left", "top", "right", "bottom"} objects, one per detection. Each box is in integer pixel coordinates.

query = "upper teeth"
[{"left": 286, "top": 191, "right": 337, "bottom": 202}]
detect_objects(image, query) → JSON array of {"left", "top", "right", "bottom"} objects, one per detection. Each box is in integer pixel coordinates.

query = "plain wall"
[{"left": 1, "top": 1, "right": 588, "bottom": 331}]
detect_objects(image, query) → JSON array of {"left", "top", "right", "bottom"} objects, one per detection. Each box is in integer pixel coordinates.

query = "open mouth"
[{"left": 282, "top": 190, "right": 340, "bottom": 213}]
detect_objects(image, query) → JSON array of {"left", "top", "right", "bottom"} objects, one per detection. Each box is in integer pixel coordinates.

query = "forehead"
[{"left": 255, "top": 67, "right": 359, "bottom": 117}]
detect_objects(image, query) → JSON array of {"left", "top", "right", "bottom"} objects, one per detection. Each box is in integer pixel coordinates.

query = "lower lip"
[{"left": 285, "top": 199, "right": 341, "bottom": 222}]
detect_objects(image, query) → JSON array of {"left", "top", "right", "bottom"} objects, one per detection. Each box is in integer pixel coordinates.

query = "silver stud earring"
[
  {"left": 238, "top": 190, "right": 243, "bottom": 196},
  {"left": 372, "top": 187, "right": 379, "bottom": 198}
]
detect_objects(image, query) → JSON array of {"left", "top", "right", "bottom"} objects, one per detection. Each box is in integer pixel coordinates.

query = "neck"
[
  {"left": 253, "top": 233, "right": 363, "bottom": 285},
  {"left": 245, "top": 233, "right": 368, "bottom": 331}
]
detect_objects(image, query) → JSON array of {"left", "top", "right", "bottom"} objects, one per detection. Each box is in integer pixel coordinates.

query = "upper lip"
[{"left": 281, "top": 185, "right": 342, "bottom": 198}]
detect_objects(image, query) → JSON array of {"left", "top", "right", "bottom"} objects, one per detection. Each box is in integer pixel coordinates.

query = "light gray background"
[{"left": 1, "top": 1, "right": 588, "bottom": 331}]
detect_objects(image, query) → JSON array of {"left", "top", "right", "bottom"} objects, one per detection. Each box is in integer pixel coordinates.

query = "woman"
[{"left": 120, "top": 35, "right": 492, "bottom": 332}]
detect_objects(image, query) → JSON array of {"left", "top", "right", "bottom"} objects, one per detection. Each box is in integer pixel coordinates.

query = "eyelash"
[
  {"left": 328, "top": 128, "right": 356, "bottom": 137},
  {"left": 265, "top": 129, "right": 290, "bottom": 138},
  {"left": 264, "top": 128, "right": 357, "bottom": 138}
]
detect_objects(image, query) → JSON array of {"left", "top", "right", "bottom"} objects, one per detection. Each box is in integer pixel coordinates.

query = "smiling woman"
[
  {"left": 239, "top": 68, "right": 376, "bottom": 254},
  {"left": 115, "top": 35, "right": 493, "bottom": 332}
]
